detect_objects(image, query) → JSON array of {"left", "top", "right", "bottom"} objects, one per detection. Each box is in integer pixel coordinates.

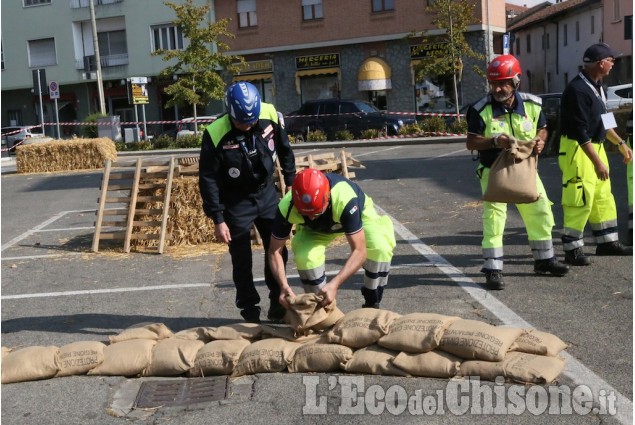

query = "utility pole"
[{"left": 89, "top": 0, "right": 106, "bottom": 114}]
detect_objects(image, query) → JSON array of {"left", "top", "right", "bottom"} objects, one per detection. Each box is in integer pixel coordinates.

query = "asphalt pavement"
[{"left": 1, "top": 139, "right": 632, "bottom": 425}]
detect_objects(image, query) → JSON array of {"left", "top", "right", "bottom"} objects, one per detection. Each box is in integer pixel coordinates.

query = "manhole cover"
[{"left": 134, "top": 376, "right": 228, "bottom": 408}]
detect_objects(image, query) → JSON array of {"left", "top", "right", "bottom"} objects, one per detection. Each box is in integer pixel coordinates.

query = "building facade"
[
  {"left": 1, "top": 0, "right": 507, "bottom": 136},
  {"left": 508, "top": 0, "right": 632, "bottom": 94}
]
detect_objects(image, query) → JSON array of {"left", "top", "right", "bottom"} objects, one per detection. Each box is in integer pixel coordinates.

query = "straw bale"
[{"left": 16, "top": 138, "right": 117, "bottom": 174}]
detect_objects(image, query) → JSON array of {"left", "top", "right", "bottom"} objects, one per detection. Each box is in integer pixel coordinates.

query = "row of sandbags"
[{"left": 1, "top": 301, "right": 567, "bottom": 385}]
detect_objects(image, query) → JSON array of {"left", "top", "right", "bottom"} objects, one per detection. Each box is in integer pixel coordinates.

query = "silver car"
[{"left": 1, "top": 126, "right": 44, "bottom": 153}]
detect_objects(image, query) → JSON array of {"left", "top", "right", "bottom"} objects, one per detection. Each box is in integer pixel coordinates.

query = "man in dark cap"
[{"left": 558, "top": 43, "right": 633, "bottom": 266}]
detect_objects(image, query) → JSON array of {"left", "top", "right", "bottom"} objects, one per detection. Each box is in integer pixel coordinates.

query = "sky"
[{"left": 505, "top": 0, "right": 554, "bottom": 7}]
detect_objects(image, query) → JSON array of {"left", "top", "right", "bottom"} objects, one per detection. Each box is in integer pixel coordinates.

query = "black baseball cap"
[{"left": 583, "top": 43, "right": 618, "bottom": 63}]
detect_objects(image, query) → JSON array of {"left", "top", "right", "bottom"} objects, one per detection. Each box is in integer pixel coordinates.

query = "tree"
[
  {"left": 153, "top": 0, "right": 243, "bottom": 114},
  {"left": 412, "top": 0, "right": 485, "bottom": 117}
]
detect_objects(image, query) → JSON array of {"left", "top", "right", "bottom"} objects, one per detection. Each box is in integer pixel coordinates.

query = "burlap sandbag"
[
  {"left": 482, "top": 138, "right": 540, "bottom": 204},
  {"left": 143, "top": 338, "right": 205, "bottom": 377},
  {"left": 459, "top": 359, "right": 507, "bottom": 382},
  {"left": 461, "top": 352, "right": 566, "bottom": 384},
  {"left": 503, "top": 352, "right": 565, "bottom": 384},
  {"left": 109, "top": 323, "right": 173, "bottom": 343},
  {"left": 326, "top": 308, "right": 401, "bottom": 349},
  {"left": 344, "top": 345, "right": 408, "bottom": 376},
  {"left": 87, "top": 339, "right": 156, "bottom": 377},
  {"left": 189, "top": 339, "right": 251, "bottom": 377},
  {"left": 207, "top": 323, "right": 263, "bottom": 341},
  {"left": 378, "top": 313, "right": 460, "bottom": 353},
  {"left": 173, "top": 327, "right": 215, "bottom": 342},
  {"left": 232, "top": 338, "right": 301, "bottom": 377},
  {"left": 391, "top": 350, "right": 461, "bottom": 378},
  {"left": 285, "top": 293, "right": 345, "bottom": 333},
  {"left": 56, "top": 341, "right": 106, "bottom": 377},
  {"left": 1, "top": 346, "right": 60, "bottom": 384},
  {"left": 510, "top": 329, "right": 568, "bottom": 357},
  {"left": 260, "top": 325, "right": 322, "bottom": 344},
  {"left": 2, "top": 347, "right": 12, "bottom": 359},
  {"left": 289, "top": 343, "right": 353, "bottom": 373},
  {"left": 439, "top": 320, "right": 523, "bottom": 362}
]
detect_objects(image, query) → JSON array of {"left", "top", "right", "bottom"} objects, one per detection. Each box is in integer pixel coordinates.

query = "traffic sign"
[{"left": 49, "top": 81, "right": 60, "bottom": 99}]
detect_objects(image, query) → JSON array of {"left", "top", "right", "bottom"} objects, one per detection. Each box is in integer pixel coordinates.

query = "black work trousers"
[{"left": 223, "top": 183, "right": 287, "bottom": 311}]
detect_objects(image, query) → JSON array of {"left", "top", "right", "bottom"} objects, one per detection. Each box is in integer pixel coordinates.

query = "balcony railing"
[
  {"left": 69, "top": 0, "right": 123, "bottom": 9},
  {"left": 75, "top": 53, "right": 129, "bottom": 70}
]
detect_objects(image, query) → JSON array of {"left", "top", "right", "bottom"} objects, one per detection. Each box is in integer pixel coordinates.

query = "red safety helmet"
[
  {"left": 487, "top": 54, "right": 522, "bottom": 82},
  {"left": 292, "top": 168, "right": 330, "bottom": 215}
]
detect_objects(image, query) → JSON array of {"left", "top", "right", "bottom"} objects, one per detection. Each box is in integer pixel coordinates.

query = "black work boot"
[
  {"left": 564, "top": 247, "right": 591, "bottom": 266},
  {"left": 267, "top": 301, "right": 287, "bottom": 323},
  {"left": 484, "top": 270, "right": 505, "bottom": 290},
  {"left": 596, "top": 241, "right": 633, "bottom": 256},
  {"left": 240, "top": 306, "right": 261, "bottom": 324},
  {"left": 534, "top": 258, "right": 570, "bottom": 276},
  {"left": 361, "top": 287, "right": 381, "bottom": 309}
]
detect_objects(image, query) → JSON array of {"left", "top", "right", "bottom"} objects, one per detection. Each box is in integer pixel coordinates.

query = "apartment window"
[
  {"left": 626, "top": 16, "right": 633, "bottom": 40},
  {"left": 98, "top": 30, "right": 127, "bottom": 57},
  {"left": 613, "top": 0, "right": 621, "bottom": 21},
  {"left": 28, "top": 38, "right": 56, "bottom": 67},
  {"left": 238, "top": 0, "right": 257, "bottom": 28},
  {"left": 575, "top": 21, "right": 580, "bottom": 41},
  {"left": 24, "top": 0, "right": 51, "bottom": 5},
  {"left": 152, "top": 25, "right": 184, "bottom": 52},
  {"left": 563, "top": 24, "right": 568, "bottom": 46},
  {"left": 302, "top": 0, "right": 323, "bottom": 20},
  {"left": 591, "top": 15, "right": 595, "bottom": 34},
  {"left": 526, "top": 34, "right": 531, "bottom": 53},
  {"left": 372, "top": 0, "right": 394, "bottom": 12}
]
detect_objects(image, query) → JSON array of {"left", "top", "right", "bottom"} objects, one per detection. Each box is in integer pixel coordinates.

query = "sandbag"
[
  {"left": 109, "top": 323, "right": 173, "bottom": 343},
  {"left": 378, "top": 313, "right": 459, "bottom": 353},
  {"left": 459, "top": 359, "right": 507, "bottom": 382},
  {"left": 391, "top": 350, "right": 461, "bottom": 378},
  {"left": 344, "top": 345, "right": 408, "bottom": 376},
  {"left": 510, "top": 329, "right": 568, "bottom": 357},
  {"left": 87, "top": 339, "right": 156, "bottom": 377},
  {"left": 173, "top": 327, "right": 215, "bottom": 342},
  {"left": 1, "top": 346, "right": 59, "bottom": 384},
  {"left": 56, "top": 341, "right": 106, "bottom": 377},
  {"left": 260, "top": 325, "right": 322, "bottom": 344},
  {"left": 285, "top": 293, "right": 344, "bottom": 333},
  {"left": 482, "top": 138, "right": 539, "bottom": 204},
  {"left": 189, "top": 339, "right": 251, "bottom": 377},
  {"left": 504, "top": 352, "right": 565, "bottom": 384},
  {"left": 2, "top": 347, "right": 11, "bottom": 359},
  {"left": 232, "top": 338, "right": 301, "bottom": 377},
  {"left": 326, "top": 308, "right": 401, "bottom": 349},
  {"left": 289, "top": 343, "right": 353, "bottom": 373},
  {"left": 207, "top": 323, "right": 263, "bottom": 341},
  {"left": 439, "top": 320, "right": 523, "bottom": 362},
  {"left": 143, "top": 338, "right": 205, "bottom": 377}
]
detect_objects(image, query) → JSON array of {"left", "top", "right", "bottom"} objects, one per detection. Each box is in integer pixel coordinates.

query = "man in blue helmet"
[{"left": 199, "top": 82, "right": 296, "bottom": 323}]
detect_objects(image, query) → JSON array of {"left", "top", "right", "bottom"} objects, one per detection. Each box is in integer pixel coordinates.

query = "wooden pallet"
[{"left": 92, "top": 157, "right": 178, "bottom": 254}]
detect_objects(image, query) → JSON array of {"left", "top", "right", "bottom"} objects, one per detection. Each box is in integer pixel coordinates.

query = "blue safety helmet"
[{"left": 225, "top": 82, "right": 261, "bottom": 124}]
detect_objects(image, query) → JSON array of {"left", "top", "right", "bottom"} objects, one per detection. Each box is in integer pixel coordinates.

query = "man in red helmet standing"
[
  {"left": 466, "top": 54, "right": 569, "bottom": 290},
  {"left": 268, "top": 168, "right": 396, "bottom": 309}
]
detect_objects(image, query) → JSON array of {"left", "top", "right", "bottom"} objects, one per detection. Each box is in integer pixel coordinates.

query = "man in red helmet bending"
[
  {"left": 268, "top": 168, "right": 396, "bottom": 309},
  {"left": 466, "top": 54, "right": 569, "bottom": 290}
]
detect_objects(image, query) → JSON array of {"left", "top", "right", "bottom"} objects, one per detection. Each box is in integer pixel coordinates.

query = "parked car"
[
  {"left": 606, "top": 83, "right": 633, "bottom": 110},
  {"left": 176, "top": 116, "right": 218, "bottom": 138},
  {"left": 284, "top": 99, "right": 415, "bottom": 141},
  {"left": 538, "top": 93, "right": 562, "bottom": 157},
  {"left": 1, "top": 126, "right": 44, "bottom": 154}
]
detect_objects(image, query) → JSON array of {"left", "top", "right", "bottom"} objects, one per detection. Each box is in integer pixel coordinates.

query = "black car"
[
  {"left": 284, "top": 99, "right": 415, "bottom": 141},
  {"left": 538, "top": 93, "right": 562, "bottom": 156}
]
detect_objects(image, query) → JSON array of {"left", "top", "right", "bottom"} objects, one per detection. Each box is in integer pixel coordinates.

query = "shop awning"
[
  {"left": 357, "top": 57, "right": 392, "bottom": 91},
  {"left": 232, "top": 73, "right": 273, "bottom": 83},
  {"left": 295, "top": 67, "right": 340, "bottom": 94}
]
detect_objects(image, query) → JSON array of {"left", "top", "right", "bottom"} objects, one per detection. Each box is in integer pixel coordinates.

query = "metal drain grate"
[{"left": 134, "top": 376, "right": 229, "bottom": 408}]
